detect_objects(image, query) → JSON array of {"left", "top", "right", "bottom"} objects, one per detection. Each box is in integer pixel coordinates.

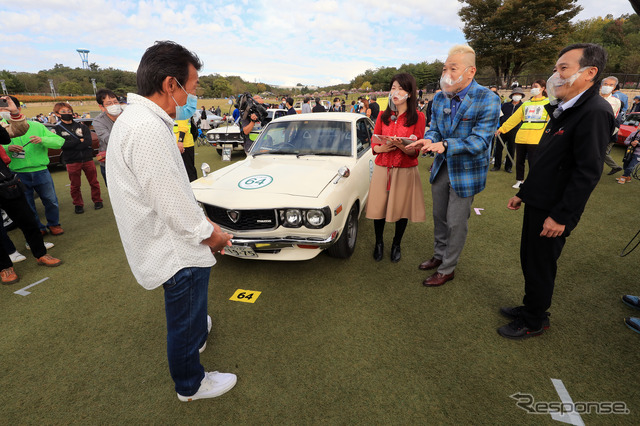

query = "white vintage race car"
[
  {"left": 205, "top": 108, "right": 288, "bottom": 155},
  {"left": 191, "top": 112, "right": 376, "bottom": 260}
]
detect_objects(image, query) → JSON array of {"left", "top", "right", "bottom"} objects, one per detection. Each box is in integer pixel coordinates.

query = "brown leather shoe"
[
  {"left": 48, "top": 225, "right": 64, "bottom": 236},
  {"left": 423, "top": 271, "right": 455, "bottom": 287},
  {"left": 1, "top": 267, "right": 19, "bottom": 284},
  {"left": 418, "top": 257, "right": 442, "bottom": 271},
  {"left": 37, "top": 254, "right": 63, "bottom": 267}
]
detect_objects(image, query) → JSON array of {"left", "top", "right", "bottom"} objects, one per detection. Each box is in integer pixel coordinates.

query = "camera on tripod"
[{"left": 237, "top": 92, "right": 268, "bottom": 126}]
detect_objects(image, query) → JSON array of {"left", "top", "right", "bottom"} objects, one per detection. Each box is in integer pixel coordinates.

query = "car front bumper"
[
  {"left": 222, "top": 231, "right": 339, "bottom": 261},
  {"left": 230, "top": 232, "right": 337, "bottom": 250}
]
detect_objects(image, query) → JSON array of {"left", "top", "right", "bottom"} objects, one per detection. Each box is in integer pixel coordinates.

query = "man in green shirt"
[{"left": 5, "top": 96, "right": 65, "bottom": 235}]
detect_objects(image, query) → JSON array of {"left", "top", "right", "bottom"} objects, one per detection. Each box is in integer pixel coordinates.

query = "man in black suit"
[{"left": 498, "top": 43, "right": 615, "bottom": 339}]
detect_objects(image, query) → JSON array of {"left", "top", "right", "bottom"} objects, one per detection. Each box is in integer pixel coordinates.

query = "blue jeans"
[
  {"left": 623, "top": 155, "right": 639, "bottom": 177},
  {"left": 163, "top": 266, "right": 211, "bottom": 396},
  {"left": 100, "top": 163, "right": 107, "bottom": 188},
  {"left": 17, "top": 170, "right": 60, "bottom": 231}
]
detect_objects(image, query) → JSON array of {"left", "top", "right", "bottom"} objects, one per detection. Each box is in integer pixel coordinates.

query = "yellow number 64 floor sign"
[{"left": 230, "top": 289, "right": 261, "bottom": 303}]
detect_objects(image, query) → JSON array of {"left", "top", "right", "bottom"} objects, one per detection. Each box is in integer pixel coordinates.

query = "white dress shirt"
[{"left": 107, "top": 93, "right": 215, "bottom": 290}]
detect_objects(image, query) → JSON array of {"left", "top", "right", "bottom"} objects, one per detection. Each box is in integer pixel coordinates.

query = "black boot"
[
  {"left": 390, "top": 244, "right": 401, "bottom": 263},
  {"left": 373, "top": 242, "right": 384, "bottom": 261}
]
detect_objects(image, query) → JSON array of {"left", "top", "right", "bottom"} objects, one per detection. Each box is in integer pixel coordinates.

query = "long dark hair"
[{"left": 381, "top": 73, "right": 419, "bottom": 127}]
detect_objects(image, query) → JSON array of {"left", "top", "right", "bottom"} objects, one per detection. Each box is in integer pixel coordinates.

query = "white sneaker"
[
  {"left": 199, "top": 315, "right": 212, "bottom": 354},
  {"left": 512, "top": 181, "right": 523, "bottom": 189},
  {"left": 26, "top": 241, "right": 54, "bottom": 250},
  {"left": 9, "top": 251, "right": 26, "bottom": 263},
  {"left": 177, "top": 371, "right": 237, "bottom": 402}
]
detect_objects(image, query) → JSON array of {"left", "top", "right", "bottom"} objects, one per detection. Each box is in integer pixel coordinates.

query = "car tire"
[{"left": 326, "top": 203, "right": 358, "bottom": 258}]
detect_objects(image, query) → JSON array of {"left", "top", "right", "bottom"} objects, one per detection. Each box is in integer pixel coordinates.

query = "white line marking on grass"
[
  {"left": 474, "top": 208, "right": 484, "bottom": 215},
  {"left": 550, "top": 379, "right": 584, "bottom": 426},
  {"left": 14, "top": 277, "right": 49, "bottom": 296}
]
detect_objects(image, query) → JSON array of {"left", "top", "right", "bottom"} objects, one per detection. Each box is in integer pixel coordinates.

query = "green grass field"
[{"left": 0, "top": 143, "right": 638, "bottom": 424}]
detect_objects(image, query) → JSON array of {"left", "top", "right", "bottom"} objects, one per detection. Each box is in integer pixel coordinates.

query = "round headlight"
[
  {"left": 285, "top": 209, "right": 302, "bottom": 226},
  {"left": 206, "top": 133, "right": 215, "bottom": 141},
  {"left": 306, "top": 209, "right": 325, "bottom": 227},
  {"left": 214, "top": 134, "right": 220, "bottom": 140}
]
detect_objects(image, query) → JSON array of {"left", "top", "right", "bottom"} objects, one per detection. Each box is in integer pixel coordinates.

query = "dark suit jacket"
[{"left": 517, "top": 83, "right": 615, "bottom": 228}]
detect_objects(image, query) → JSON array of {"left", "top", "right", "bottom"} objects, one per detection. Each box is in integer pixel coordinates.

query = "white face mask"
[
  {"left": 530, "top": 88, "right": 541, "bottom": 96},
  {"left": 546, "top": 67, "right": 588, "bottom": 104},
  {"left": 511, "top": 95, "right": 522, "bottom": 102},
  {"left": 600, "top": 85, "right": 614, "bottom": 95},
  {"left": 440, "top": 67, "right": 469, "bottom": 95},
  {"left": 388, "top": 89, "right": 408, "bottom": 111},
  {"left": 106, "top": 104, "right": 122, "bottom": 116}
]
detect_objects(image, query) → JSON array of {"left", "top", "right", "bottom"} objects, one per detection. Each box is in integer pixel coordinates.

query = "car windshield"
[
  {"left": 251, "top": 120, "right": 352, "bottom": 156},
  {"left": 623, "top": 114, "right": 640, "bottom": 127}
]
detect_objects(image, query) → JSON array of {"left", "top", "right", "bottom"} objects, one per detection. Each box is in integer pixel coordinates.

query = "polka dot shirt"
[{"left": 107, "top": 93, "right": 215, "bottom": 290}]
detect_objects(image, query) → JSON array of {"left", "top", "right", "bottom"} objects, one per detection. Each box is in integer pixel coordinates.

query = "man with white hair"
[
  {"left": 408, "top": 44, "right": 500, "bottom": 286},
  {"left": 600, "top": 76, "right": 623, "bottom": 175}
]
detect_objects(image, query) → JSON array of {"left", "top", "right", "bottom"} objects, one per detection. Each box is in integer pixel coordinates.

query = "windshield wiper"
[
  {"left": 252, "top": 150, "right": 297, "bottom": 157},
  {"left": 296, "top": 152, "right": 351, "bottom": 158}
]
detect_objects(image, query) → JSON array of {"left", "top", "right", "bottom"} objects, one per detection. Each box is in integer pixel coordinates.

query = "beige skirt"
[{"left": 365, "top": 165, "right": 426, "bottom": 222}]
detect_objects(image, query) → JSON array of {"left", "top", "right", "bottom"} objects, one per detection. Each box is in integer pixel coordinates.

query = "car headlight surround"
[
  {"left": 206, "top": 133, "right": 215, "bottom": 141},
  {"left": 279, "top": 207, "right": 332, "bottom": 229}
]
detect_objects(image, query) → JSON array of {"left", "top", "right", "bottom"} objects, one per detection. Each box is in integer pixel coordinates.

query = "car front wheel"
[{"left": 326, "top": 203, "right": 358, "bottom": 258}]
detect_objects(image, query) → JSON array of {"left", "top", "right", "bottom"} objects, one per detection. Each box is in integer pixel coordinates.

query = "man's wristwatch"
[{"left": 442, "top": 140, "right": 448, "bottom": 153}]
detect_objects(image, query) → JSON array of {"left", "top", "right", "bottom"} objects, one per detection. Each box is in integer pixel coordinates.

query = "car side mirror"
[
  {"left": 333, "top": 166, "right": 350, "bottom": 184},
  {"left": 201, "top": 162, "right": 211, "bottom": 177}
]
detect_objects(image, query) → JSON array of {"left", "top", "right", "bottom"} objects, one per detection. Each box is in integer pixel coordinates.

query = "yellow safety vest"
[
  {"left": 499, "top": 97, "right": 550, "bottom": 145},
  {"left": 519, "top": 98, "right": 550, "bottom": 131}
]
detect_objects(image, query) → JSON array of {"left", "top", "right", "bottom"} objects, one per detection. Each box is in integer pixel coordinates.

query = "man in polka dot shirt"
[{"left": 107, "top": 41, "right": 237, "bottom": 402}]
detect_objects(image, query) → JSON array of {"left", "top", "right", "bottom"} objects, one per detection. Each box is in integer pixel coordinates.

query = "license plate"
[{"left": 225, "top": 245, "right": 257, "bottom": 258}]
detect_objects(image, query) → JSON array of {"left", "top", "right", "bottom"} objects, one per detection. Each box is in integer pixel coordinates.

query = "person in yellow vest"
[
  {"left": 497, "top": 79, "right": 550, "bottom": 189},
  {"left": 173, "top": 119, "right": 197, "bottom": 182}
]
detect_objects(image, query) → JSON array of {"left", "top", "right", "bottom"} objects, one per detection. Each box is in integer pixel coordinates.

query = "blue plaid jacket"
[{"left": 425, "top": 80, "right": 501, "bottom": 198}]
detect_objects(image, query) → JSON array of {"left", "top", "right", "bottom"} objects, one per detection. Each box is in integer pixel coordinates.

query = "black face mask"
[{"left": 60, "top": 113, "right": 73, "bottom": 122}]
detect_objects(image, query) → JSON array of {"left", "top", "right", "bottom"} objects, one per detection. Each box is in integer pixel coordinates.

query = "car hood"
[
  {"left": 208, "top": 124, "right": 240, "bottom": 135},
  {"left": 192, "top": 156, "right": 352, "bottom": 202}
]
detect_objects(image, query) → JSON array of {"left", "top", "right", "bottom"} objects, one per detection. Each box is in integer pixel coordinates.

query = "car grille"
[
  {"left": 206, "top": 133, "right": 243, "bottom": 142},
  {"left": 203, "top": 205, "right": 277, "bottom": 231}
]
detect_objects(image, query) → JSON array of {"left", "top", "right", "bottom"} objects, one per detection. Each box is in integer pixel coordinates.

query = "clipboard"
[{"left": 373, "top": 134, "right": 416, "bottom": 145}]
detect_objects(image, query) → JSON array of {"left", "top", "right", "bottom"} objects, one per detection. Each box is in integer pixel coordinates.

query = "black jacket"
[
  {"left": 517, "top": 83, "right": 615, "bottom": 228},
  {"left": 53, "top": 121, "right": 93, "bottom": 164},
  {"left": 369, "top": 102, "right": 380, "bottom": 121}
]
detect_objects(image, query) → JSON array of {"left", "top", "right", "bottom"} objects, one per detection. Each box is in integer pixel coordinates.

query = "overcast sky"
[{"left": 1, "top": 0, "right": 635, "bottom": 87}]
